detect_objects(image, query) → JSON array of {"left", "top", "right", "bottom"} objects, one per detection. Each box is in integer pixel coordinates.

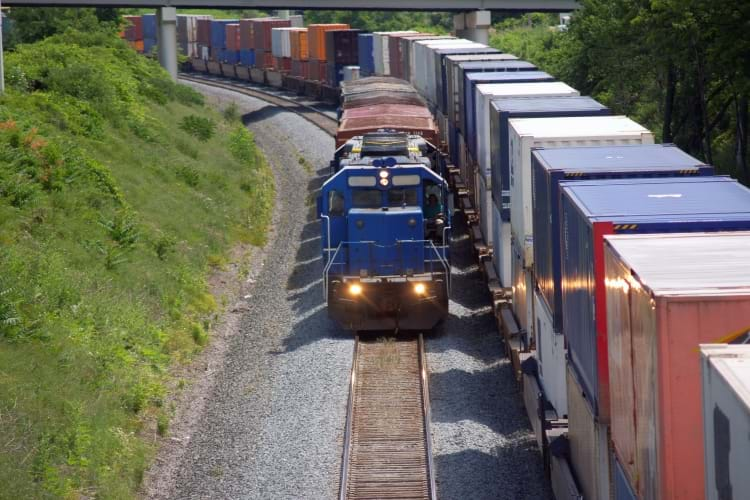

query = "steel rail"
[{"left": 178, "top": 72, "right": 338, "bottom": 136}]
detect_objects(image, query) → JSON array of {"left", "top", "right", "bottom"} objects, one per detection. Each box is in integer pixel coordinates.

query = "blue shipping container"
[
  {"left": 533, "top": 143, "right": 711, "bottom": 332},
  {"left": 491, "top": 97, "right": 611, "bottom": 223},
  {"left": 143, "top": 38, "right": 157, "bottom": 54},
  {"left": 210, "top": 19, "right": 237, "bottom": 50},
  {"left": 222, "top": 49, "right": 239, "bottom": 65},
  {"left": 434, "top": 47, "right": 499, "bottom": 115},
  {"left": 466, "top": 71, "right": 555, "bottom": 162},
  {"left": 613, "top": 453, "right": 637, "bottom": 500},
  {"left": 357, "top": 34, "right": 374, "bottom": 76},
  {"left": 142, "top": 14, "right": 157, "bottom": 40},
  {"left": 240, "top": 49, "right": 255, "bottom": 67},
  {"left": 457, "top": 60, "right": 536, "bottom": 135},
  {"left": 560, "top": 176, "right": 750, "bottom": 418}
]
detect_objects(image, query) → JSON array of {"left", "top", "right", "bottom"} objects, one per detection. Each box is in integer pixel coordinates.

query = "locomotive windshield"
[
  {"left": 388, "top": 188, "right": 418, "bottom": 207},
  {"left": 352, "top": 190, "right": 381, "bottom": 208}
]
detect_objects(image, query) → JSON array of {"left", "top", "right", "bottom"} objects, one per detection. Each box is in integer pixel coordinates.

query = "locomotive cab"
[{"left": 319, "top": 161, "right": 451, "bottom": 331}]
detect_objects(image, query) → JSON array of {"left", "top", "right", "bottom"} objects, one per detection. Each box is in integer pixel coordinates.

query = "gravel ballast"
[
  {"left": 427, "top": 223, "right": 552, "bottom": 500},
  {"left": 145, "top": 79, "right": 550, "bottom": 500},
  {"left": 145, "top": 81, "right": 352, "bottom": 500}
]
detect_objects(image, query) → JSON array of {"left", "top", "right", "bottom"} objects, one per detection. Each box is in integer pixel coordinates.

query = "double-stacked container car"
[{"left": 121, "top": 19, "right": 750, "bottom": 498}]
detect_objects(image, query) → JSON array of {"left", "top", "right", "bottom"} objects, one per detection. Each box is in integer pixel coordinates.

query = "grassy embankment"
[{"left": 0, "top": 30, "right": 274, "bottom": 497}]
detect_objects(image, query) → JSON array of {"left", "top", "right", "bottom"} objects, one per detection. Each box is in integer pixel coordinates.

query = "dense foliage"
[
  {"left": 0, "top": 30, "right": 273, "bottom": 497},
  {"left": 491, "top": 2, "right": 750, "bottom": 182}
]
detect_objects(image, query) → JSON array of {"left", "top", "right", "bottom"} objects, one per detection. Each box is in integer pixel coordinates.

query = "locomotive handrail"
[
  {"left": 321, "top": 214, "right": 333, "bottom": 267},
  {"left": 323, "top": 240, "right": 451, "bottom": 299},
  {"left": 397, "top": 239, "right": 451, "bottom": 297}
]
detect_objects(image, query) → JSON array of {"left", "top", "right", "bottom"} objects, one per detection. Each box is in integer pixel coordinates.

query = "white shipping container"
[
  {"left": 445, "top": 53, "right": 517, "bottom": 129},
  {"left": 508, "top": 115, "right": 654, "bottom": 267},
  {"left": 701, "top": 344, "right": 750, "bottom": 500},
  {"left": 373, "top": 31, "right": 417, "bottom": 76},
  {"left": 343, "top": 66, "right": 360, "bottom": 82},
  {"left": 423, "top": 41, "right": 485, "bottom": 107},
  {"left": 474, "top": 82, "right": 579, "bottom": 189},
  {"left": 512, "top": 240, "right": 532, "bottom": 338},
  {"left": 491, "top": 201, "right": 512, "bottom": 288},
  {"left": 411, "top": 39, "right": 464, "bottom": 96},
  {"left": 271, "top": 28, "right": 283, "bottom": 58},
  {"left": 534, "top": 287, "right": 567, "bottom": 416},
  {"left": 477, "top": 170, "right": 492, "bottom": 244},
  {"left": 567, "top": 362, "right": 611, "bottom": 500}
]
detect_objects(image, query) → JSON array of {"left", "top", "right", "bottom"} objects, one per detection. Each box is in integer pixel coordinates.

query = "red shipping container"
[
  {"left": 123, "top": 16, "right": 143, "bottom": 41},
  {"left": 275, "top": 57, "right": 291, "bottom": 72},
  {"left": 256, "top": 50, "right": 274, "bottom": 69},
  {"left": 196, "top": 18, "right": 211, "bottom": 45},
  {"left": 226, "top": 24, "right": 240, "bottom": 51},
  {"left": 239, "top": 18, "right": 264, "bottom": 50},
  {"left": 605, "top": 232, "right": 750, "bottom": 500}
]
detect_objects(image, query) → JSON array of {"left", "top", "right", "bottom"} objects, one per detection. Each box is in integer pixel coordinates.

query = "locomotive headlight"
[
  {"left": 349, "top": 283, "right": 362, "bottom": 296},
  {"left": 379, "top": 178, "right": 389, "bottom": 187},
  {"left": 414, "top": 283, "right": 426, "bottom": 295},
  {"left": 379, "top": 170, "right": 389, "bottom": 178}
]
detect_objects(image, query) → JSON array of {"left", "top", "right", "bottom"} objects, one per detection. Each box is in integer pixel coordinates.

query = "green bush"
[{"left": 179, "top": 115, "right": 215, "bottom": 141}]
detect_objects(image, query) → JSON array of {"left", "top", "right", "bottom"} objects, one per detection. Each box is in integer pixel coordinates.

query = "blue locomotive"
[{"left": 319, "top": 132, "right": 452, "bottom": 331}]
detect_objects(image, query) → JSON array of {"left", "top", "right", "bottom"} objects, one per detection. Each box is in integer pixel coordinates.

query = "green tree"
[
  {"left": 6, "top": 7, "right": 120, "bottom": 47},
  {"left": 490, "top": 1, "right": 750, "bottom": 182}
]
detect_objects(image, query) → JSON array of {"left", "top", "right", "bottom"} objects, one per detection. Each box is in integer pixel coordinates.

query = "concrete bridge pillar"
[
  {"left": 157, "top": 6, "right": 178, "bottom": 81},
  {"left": 454, "top": 10, "right": 492, "bottom": 45}
]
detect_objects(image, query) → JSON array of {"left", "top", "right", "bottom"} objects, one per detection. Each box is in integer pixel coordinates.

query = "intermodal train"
[{"left": 123, "top": 13, "right": 750, "bottom": 500}]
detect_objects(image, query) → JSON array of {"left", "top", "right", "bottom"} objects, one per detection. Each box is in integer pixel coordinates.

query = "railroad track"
[
  {"left": 340, "top": 335, "right": 437, "bottom": 500},
  {"left": 178, "top": 73, "right": 339, "bottom": 137}
]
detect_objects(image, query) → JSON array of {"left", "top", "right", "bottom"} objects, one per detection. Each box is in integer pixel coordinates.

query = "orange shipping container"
[
  {"left": 129, "top": 40, "right": 145, "bottom": 52},
  {"left": 290, "top": 28, "right": 309, "bottom": 61},
  {"left": 307, "top": 23, "right": 349, "bottom": 61}
]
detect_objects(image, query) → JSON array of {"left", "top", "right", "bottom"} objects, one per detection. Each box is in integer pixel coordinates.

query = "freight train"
[{"left": 122, "top": 14, "right": 750, "bottom": 500}]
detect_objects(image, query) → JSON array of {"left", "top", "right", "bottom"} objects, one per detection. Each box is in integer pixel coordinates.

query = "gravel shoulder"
[
  {"left": 426, "top": 216, "right": 552, "bottom": 500},
  {"left": 142, "top": 81, "right": 352, "bottom": 500}
]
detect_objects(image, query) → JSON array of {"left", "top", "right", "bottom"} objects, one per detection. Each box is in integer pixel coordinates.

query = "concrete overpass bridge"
[{"left": 0, "top": 0, "right": 579, "bottom": 81}]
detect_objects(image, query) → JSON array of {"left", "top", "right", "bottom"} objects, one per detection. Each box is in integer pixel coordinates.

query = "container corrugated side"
[
  {"left": 412, "top": 39, "right": 464, "bottom": 99},
  {"left": 509, "top": 116, "right": 653, "bottom": 270},
  {"left": 532, "top": 144, "right": 711, "bottom": 332},
  {"left": 434, "top": 46, "right": 497, "bottom": 114},
  {"left": 357, "top": 34, "right": 374, "bottom": 75},
  {"left": 445, "top": 54, "right": 518, "bottom": 131},
  {"left": 604, "top": 233, "right": 750, "bottom": 499},
  {"left": 458, "top": 60, "right": 536, "bottom": 134},
  {"left": 701, "top": 344, "right": 750, "bottom": 500},
  {"left": 567, "top": 362, "right": 611, "bottom": 500},
  {"left": 562, "top": 177, "right": 750, "bottom": 422},
  {"left": 491, "top": 201, "right": 512, "bottom": 287}
]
